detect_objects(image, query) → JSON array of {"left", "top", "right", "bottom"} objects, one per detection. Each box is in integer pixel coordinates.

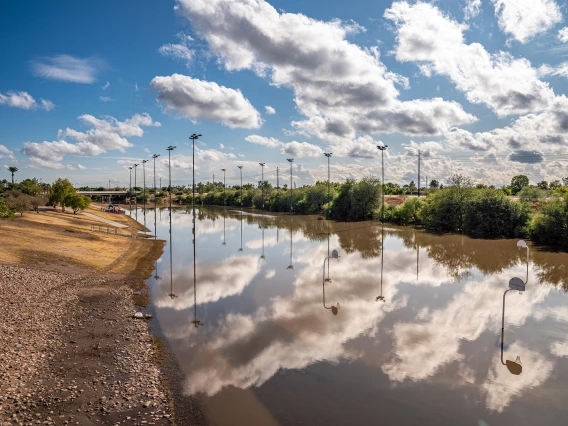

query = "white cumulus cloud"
[
  {"left": 264, "top": 105, "right": 276, "bottom": 114},
  {"left": 175, "top": 0, "right": 475, "bottom": 144},
  {"left": 22, "top": 113, "right": 160, "bottom": 168},
  {"left": 464, "top": 0, "right": 482, "bottom": 20},
  {"left": 491, "top": 0, "right": 562, "bottom": 44},
  {"left": 385, "top": 1, "right": 555, "bottom": 116},
  {"left": 0, "top": 91, "right": 54, "bottom": 111},
  {"left": 151, "top": 74, "right": 261, "bottom": 129}
]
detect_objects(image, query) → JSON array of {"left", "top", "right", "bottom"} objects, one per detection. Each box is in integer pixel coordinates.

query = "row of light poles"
[{"left": 127, "top": 137, "right": 389, "bottom": 224}]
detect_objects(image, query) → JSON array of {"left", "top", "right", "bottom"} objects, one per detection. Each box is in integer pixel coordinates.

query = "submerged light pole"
[
  {"left": 166, "top": 146, "right": 176, "bottom": 221},
  {"left": 238, "top": 166, "right": 243, "bottom": 207},
  {"left": 324, "top": 152, "right": 332, "bottom": 219},
  {"left": 189, "top": 133, "right": 201, "bottom": 231},
  {"left": 221, "top": 168, "right": 226, "bottom": 206},
  {"left": 259, "top": 162, "right": 265, "bottom": 209},
  {"left": 142, "top": 159, "right": 148, "bottom": 217},
  {"left": 377, "top": 145, "right": 388, "bottom": 222},
  {"left": 133, "top": 163, "right": 139, "bottom": 216},
  {"left": 287, "top": 158, "right": 294, "bottom": 214},
  {"left": 152, "top": 154, "right": 160, "bottom": 238}
]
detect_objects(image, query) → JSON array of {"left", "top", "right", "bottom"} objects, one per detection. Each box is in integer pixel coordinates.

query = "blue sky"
[{"left": 1, "top": 0, "right": 567, "bottom": 187}]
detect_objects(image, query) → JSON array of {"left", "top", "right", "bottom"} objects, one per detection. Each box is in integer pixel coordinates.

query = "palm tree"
[{"left": 8, "top": 167, "right": 18, "bottom": 184}]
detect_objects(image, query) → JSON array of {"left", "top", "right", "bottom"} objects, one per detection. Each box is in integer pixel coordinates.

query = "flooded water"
[{"left": 141, "top": 206, "right": 568, "bottom": 426}]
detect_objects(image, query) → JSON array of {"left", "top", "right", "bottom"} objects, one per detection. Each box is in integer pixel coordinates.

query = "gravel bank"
[{"left": 0, "top": 264, "right": 172, "bottom": 425}]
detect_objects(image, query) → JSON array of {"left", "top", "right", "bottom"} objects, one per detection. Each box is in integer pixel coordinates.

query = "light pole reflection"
[
  {"left": 239, "top": 211, "right": 243, "bottom": 252},
  {"left": 376, "top": 224, "right": 385, "bottom": 302},
  {"left": 323, "top": 249, "right": 340, "bottom": 315},
  {"left": 287, "top": 221, "right": 293, "bottom": 270},
  {"left": 191, "top": 216, "right": 202, "bottom": 328}
]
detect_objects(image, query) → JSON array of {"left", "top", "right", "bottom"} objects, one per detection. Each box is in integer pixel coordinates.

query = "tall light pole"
[
  {"left": 152, "top": 154, "right": 160, "bottom": 235},
  {"left": 238, "top": 166, "right": 243, "bottom": 207},
  {"left": 142, "top": 159, "right": 148, "bottom": 217},
  {"left": 133, "top": 163, "right": 139, "bottom": 213},
  {"left": 377, "top": 145, "right": 388, "bottom": 222},
  {"left": 128, "top": 167, "right": 133, "bottom": 214},
  {"left": 221, "top": 169, "right": 226, "bottom": 206},
  {"left": 324, "top": 153, "right": 332, "bottom": 219},
  {"left": 166, "top": 146, "right": 176, "bottom": 221},
  {"left": 259, "top": 162, "right": 265, "bottom": 209},
  {"left": 287, "top": 158, "right": 294, "bottom": 214},
  {"left": 189, "top": 133, "right": 202, "bottom": 228}
]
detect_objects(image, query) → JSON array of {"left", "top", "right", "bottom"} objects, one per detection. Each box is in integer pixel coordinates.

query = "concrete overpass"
[{"left": 77, "top": 190, "right": 136, "bottom": 203}]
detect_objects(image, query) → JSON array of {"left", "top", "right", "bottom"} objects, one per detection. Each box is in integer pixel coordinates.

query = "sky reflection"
[{"left": 145, "top": 207, "right": 568, "bottom": 425}]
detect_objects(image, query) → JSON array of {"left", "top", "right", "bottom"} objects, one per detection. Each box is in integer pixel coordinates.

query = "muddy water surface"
[{"left": 144, "top": 206, "right": 568, "bottom": 426}]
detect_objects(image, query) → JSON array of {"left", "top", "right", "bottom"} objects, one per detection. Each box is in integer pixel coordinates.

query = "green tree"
[
  {"left": 518, "top": 185, "right": 546, "bottom": 202},
  {"left": 31, "top": 195, "right": 47, "bottom": 213},
  {"left": 530, "top": 193, "right": 568, "bottom": 249},
  {"left": 64, "top": 194, "right": 91, "bottom": 214},
  {"left": 0, "top": 197, "right": 15, "bottom": 220},
  {"left": 20, "top": 178, "right": 42, "bottom": 196},
  {"left": 511, "top": 175, "right": 529, "bottom": 195},
  {"left": 537, "top": 180, "right": 549, "bottom": 190},
  {"left": 462, "top": 189, "right": 530, "bottom": 238},
  {"left": 49, "top": 178, "right": 75, "bottom": 212},
  {"left": 430, "top": 180, "right": 439, "bottom": 188},
  {"left": 8, "top": 166, "right": 18, "bottom": 184},
  {"left": 549, "top": 180, "right": 561, "bottom": 190},
  {"left": 4, "top": 190, "right": 32, "bottom": 216}
]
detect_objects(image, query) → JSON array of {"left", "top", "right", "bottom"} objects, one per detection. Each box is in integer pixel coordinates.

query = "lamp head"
[
  {"left": 287, "top": 158, "right": 294, "bottom": 163},
  {"left": 331, "top": 249, "right": 340, "bottom": 259},
  {"left": 509, "top": 277, "right": 525, "bottom": 291},
  {"left": 506, "top": 358, "right": 522, "bottom": 375}
]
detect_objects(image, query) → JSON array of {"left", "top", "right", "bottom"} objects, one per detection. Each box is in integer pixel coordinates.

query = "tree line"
[
  {"left": 0, "top": 178, "right": 91, "bottom": 218},
  {"left": 174, "top": 173, "right": 568, "bottom": 249}
]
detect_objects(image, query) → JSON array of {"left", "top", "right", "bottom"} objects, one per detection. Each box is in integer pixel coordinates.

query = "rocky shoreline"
[{"left": 0, "top": 264, "right": 173, "bottom": 425}]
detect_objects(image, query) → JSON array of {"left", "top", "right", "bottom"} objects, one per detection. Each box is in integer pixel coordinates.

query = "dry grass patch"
[{"left": 0, "top": 212, "right": 130, "bottom": 273}]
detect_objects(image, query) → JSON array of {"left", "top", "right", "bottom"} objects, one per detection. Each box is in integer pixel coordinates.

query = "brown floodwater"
[{"left": 144, "top": 206, "right": 568, "bottom": 425}]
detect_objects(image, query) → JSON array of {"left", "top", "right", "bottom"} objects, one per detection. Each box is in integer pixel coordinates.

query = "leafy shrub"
[
  {"left": 463, "top": 189, "right": 530, "bottom": 238},
  {"left": 529, "top": 194, "right": 568, "bottom": 248}
]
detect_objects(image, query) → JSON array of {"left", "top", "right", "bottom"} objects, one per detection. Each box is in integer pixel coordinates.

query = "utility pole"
[
  {"left": 418, "top": 149, "right": 421, "bottom": 198},
  {"left": 377, "top": 145, "right": 388, "bottom": 222},
  {"left": 160, "top": 177, "right": 162, "bottom": 190},
  {"left": 221, "top": 169, "right": 226, "bottom": 206},
  {"left": 238, "top": 166, "right": 243, "bottom": 206},
  {"left": 213, "top": 174, "right": 215, "bottom": 185},
  {"left": 259, "top": 163, "right": 265, "bottom": 209},
  {"left": 276, "top": 167, "right": 279, "bottom": 190},
  {"left": 108, "top": 179, "right": 111, "bottom": 191},
  {"left": 142, "top": 159, "right": 148, "bottom": 216},
  {"left": 324, "top": 153, "right": 332, "bottom": 219},
  {"left": 287, "top": 158, "right": 294, "bottom": 214}
]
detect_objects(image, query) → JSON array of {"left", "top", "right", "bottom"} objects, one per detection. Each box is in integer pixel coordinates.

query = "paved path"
[{"left": 81, "top": 212, "right": 129, "bottom": 228}]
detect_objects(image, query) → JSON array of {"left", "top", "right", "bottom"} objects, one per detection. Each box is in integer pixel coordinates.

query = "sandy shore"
[{"left": 0, "top": 209, "right": 171, "bottom": 425}]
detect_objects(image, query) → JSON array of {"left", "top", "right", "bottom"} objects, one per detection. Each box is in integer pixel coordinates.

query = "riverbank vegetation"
[
  {"left": 176, "top": 173, "right": 567, "bottom": 248},
  {"left": 1, "top": 177, "right": 91, "bottom": 216}
]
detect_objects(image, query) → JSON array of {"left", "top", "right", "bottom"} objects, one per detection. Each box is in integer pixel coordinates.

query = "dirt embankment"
[{"left": 0, "top": 210, "right": 172, "bottom": 425}]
